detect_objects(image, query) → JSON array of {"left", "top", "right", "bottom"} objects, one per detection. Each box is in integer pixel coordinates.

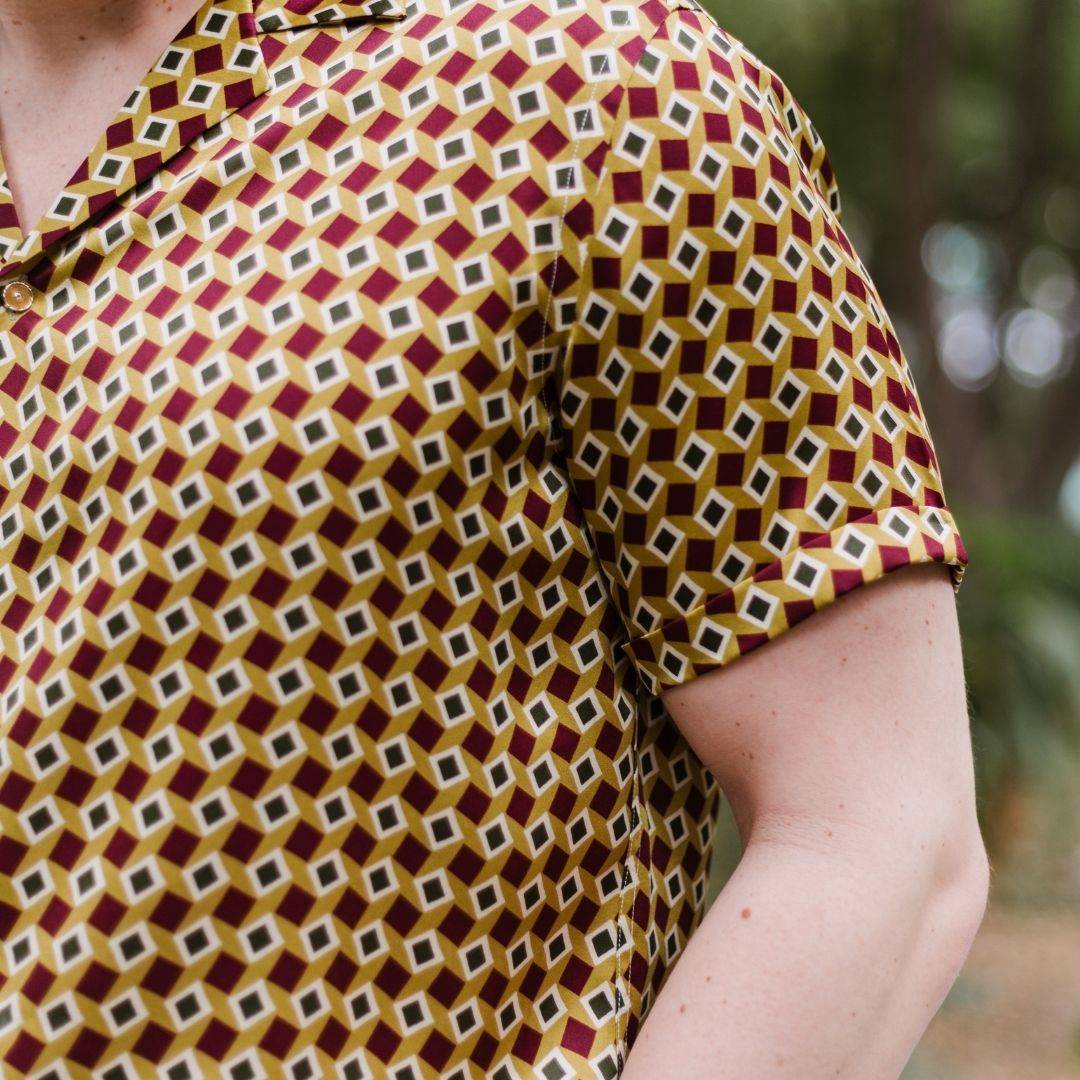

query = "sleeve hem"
[{"left": 620, "top": 504, "right": 968, "bottom": 696}]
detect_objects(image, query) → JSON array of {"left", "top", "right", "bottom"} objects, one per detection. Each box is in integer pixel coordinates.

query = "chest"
[
  {"left": 0, "top": 26, "right": 196, "bottom": 237},
  {"left": 0, "top": 51, "right": 567, "bottom": 674}
]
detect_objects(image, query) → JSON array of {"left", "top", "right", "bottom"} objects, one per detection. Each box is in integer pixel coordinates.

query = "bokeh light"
[
  {"left": 921, "top": 221, "right": 999, "bottom": 295},
  {"left": 1019, "top": 246, "right": 1079, "bottom": 314},
  {"left": 999, "top": 307, "right": 1069, "bottom": 387},
  {"left": 1060, "top": 456, "right": 1080, "bottom": 532},
  {"left": 936, "top": 299, "right": 1000, "bottom": 391}
]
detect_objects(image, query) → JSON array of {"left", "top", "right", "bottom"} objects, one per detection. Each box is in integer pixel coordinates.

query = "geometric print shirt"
[{"left": 0, "top": 0, "right": 967, "bottom": 1077}]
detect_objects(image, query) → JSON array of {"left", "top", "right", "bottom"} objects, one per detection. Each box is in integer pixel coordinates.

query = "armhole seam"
[{"left": 553, "top": 7, "right": 686, "bottom": 409}]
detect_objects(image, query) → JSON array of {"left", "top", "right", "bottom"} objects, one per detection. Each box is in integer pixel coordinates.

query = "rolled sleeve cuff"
[{"left": 620, "top": 504, "right": 968, "bottom": 697}]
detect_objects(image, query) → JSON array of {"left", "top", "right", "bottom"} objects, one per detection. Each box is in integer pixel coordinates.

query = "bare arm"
[{"left": 621, "top": 564, "right": 990, "bottom": 1079}]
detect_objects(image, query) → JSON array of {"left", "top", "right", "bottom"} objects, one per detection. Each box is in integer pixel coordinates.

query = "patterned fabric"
[{"left": 0, "top": 0, "right": 966, "bottom": 1076}]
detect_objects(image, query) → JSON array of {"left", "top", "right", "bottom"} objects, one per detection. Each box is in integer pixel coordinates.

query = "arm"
[
  {"left": 550, "top": 5, "right": 983, "bottom": 1072},
  {"left": 621, "top": 563, "right": 990, "bottom": 1079}
]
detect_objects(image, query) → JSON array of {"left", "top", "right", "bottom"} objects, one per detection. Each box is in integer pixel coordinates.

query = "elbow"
[
  {"left": 750, "top": 796, "right": 992, "bottom": 983},
  {"left": 935, "top": 824, "right": 991, "bottom": 908},
  {"left": 925, "top": 828, "right": 992, "bottom": 968},
  {"left": 897, "top": 755, "right": 993, "bottom": 968},
  {"left": 923, "top": 779, "right": 992, "bottom": 939},
  {"left": 876, "top": 813, "right": 991, "bottom": 995}
]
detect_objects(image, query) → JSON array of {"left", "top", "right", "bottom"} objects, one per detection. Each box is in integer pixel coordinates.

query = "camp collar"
[
  {"left": 254, "top": 0, "right": 409, "bottom": 32},
  {"left": 0, "top": 0, "right": 408, "bottom": 280}
]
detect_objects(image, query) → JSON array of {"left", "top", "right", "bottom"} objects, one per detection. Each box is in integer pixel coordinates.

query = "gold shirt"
[{"left": 0, "top": 0, "right": 966, "bottom": 1075}]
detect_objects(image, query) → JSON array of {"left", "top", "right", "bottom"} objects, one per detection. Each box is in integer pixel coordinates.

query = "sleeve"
[{"left": 555, "top": 0, "right": 968, "bottom": 698}]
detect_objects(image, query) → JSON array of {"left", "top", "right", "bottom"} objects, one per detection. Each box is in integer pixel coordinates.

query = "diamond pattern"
[
  {"left": 0, "top": 0, "right": 965, "bottom": 1075},
  {"left": 556, "top": 0, "right": 966, "bottom": 701}
]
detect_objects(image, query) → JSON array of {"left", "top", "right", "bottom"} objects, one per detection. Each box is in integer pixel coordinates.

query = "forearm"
[{"left": 620, "top": 820, "right": 988, "bottom": 1079}]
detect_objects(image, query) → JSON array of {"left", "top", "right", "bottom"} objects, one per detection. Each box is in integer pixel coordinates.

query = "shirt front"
[{"left": 0, "top": 0, "right": 967, "bottom": 1077}]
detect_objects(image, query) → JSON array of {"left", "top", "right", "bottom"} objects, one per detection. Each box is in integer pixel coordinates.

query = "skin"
[
  {"left": 2, "top": 4, "right": 989, "bottom": 1074},
  {"left": 623, "top": 563, "right": 990, "bottom": 1078},
  {"left": 0, "top": 0, "right": 206, "bottom": 232}
]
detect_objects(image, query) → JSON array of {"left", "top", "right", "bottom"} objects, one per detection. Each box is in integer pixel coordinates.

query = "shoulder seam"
[
  {"left": 540, "top": 8, "right": 668, "bottom": 445},
  {"left": 555, "top": 2, "right": 689, "bottom": 367},
  {"left": 561, "top": 0, "right": 707, "bottom": 243},
  {"left": 659, "top": 0, "right": 710, "bottom": 12},
  {"left": 547, "top": 0, "right": 691, "bottom": 558},
  {"left": 551, "top": 2, "right": 686, "bottom": 370}
]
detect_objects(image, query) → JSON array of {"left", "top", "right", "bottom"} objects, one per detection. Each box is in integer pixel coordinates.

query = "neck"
[{"left": 0, "top": 1, "right": 204, "bottom": 62}]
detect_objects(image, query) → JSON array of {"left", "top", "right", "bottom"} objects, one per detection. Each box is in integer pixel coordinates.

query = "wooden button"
[{"left": 2, "top": 280, "right": 34, "bottom": 313}]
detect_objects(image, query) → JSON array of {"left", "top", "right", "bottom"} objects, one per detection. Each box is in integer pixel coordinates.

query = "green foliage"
[
  {"left": 956, "top": 510, "right": 1080, "bottom": 877},
  {"left": 707, "top": 510, "right": 1080, "bottom": 908},
  {"left": 711, "top": 2, "right": 1080, "bottom": 895}
]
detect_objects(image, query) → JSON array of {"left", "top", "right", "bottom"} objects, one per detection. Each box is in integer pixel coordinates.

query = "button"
[{"left": 2, "top": 279, "right": 34, "bottom": 313}]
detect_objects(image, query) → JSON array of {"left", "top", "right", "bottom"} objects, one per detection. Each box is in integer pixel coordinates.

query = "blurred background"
[{"left": 702, "top": 1, "right": 1080, "bottom": 1077}]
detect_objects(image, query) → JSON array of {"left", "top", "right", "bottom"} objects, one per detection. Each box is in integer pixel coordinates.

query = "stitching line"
[
  {"left": 531, "top": 21, "right": 633, "bottom": 1062},
  {"left": 534, "top": 10, "right": 638, "bottom": 1065},
  {"left": 537, "top": 32, "right": 622, "bottom": 436},
  {"left": 619, "top": 682, "right": 648, "bottom": 1069},
  {"left": 600, "top": 10, "right": 690, "bottom": 1070},
  {"left": 529, "top": 13, "right": 629, "bottom": 1058},
  {"left": 534, "top": 3, "right": 689, "bottom": 1068}
]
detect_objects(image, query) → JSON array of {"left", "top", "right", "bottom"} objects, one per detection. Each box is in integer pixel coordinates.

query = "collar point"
[{"left": 253, "top": 0, "right": 410, "bottom": 32}]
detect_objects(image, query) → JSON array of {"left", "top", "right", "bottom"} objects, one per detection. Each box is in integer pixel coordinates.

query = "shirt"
[{"left": 0, "top": 0, "right": 968, "bottom": 1076}]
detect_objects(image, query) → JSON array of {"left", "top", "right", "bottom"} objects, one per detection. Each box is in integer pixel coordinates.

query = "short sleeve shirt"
[{"left": 0, "top": 0, "right": 967, "bottom": 1077}]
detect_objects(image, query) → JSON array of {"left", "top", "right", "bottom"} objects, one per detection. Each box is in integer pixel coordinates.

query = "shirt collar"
[
  {"left": 254, "top": 0, "right": 409, "bottom": 31},
  {"left": 0, "top": 0, "right": 408, "bottom": 281}
]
